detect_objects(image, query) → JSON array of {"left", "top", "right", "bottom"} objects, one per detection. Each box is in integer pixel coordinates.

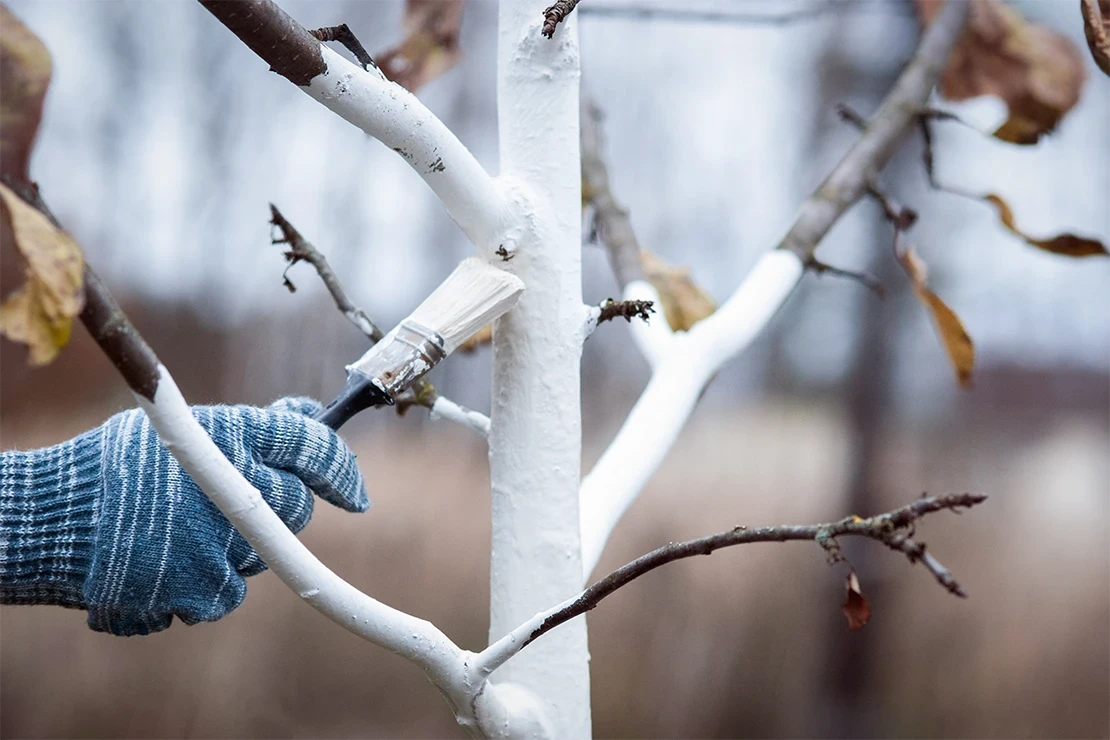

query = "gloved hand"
[{"left": 0, "top": 397, "right": 368, "bottom": 636}]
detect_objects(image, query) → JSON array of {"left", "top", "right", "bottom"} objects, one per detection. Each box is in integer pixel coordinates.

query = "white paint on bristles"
[{"left": 409, "top": 257, "right": 525, "bottom": 354}]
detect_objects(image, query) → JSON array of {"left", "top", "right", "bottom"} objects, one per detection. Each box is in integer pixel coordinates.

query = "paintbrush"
[{"left": 314, "top": 257, "right": 525, "bottom": 430}]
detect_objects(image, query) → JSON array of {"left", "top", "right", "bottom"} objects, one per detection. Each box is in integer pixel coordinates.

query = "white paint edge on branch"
[
  {"left": 135, "top": 365, "right": 513, "bottom": 735},
  {"left": 430, "top": 396, "right": 491, "bottom": 438},
  {"left": 304, "top": 46, "right": 505, "bottom": 248},
  {"left": 579, "top": 251, "right": 804, "bottom": 578},
  {"left": 623, "top": 279, "right": 672, "bottom": 366}
]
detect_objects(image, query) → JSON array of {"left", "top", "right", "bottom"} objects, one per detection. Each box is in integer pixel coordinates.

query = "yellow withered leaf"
[
  {"left": 640, "top": 251, "right": 716, "bottom": 332},
  {"left": 0, "top": 183, "right": 85, "bottom": 365},
  {"left": 896, "top": 243, "right": 975, "bottom": 388},
  {"left": 984, "top": 193, "right": 1108, "bottom": 258}
]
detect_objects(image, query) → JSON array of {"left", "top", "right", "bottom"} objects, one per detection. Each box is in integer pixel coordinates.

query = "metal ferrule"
[{"left": 349, "top": 320, "right": 447, "bottom": 398}]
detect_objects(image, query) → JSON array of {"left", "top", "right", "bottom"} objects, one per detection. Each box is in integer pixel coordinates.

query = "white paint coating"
[
  {"left": 579, "top": 250, "right": 804, "bottom": 578},
  {"left": 430, "top": 396, "right": 491, "bottom": 438},
  {"left": 135, "top": 366, "right": 517, "bottom": 736},
  {"left": 304, "top": 46, "right": 506, "bottom": 247},
  {"left": 487, "top": 2, "right": 591, "bottom": 736},
  {"left": 622, "top": 279, "right": 673, "bottom": 366}
]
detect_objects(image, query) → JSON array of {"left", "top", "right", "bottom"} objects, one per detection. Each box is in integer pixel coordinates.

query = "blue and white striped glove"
[{"left": 0, "top": 398, "right": 368, "bottom": 636}]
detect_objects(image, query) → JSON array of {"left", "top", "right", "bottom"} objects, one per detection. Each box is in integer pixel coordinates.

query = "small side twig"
[
  {"left": 476, "top": 493, "right": 986, "bottom": 678},
  {"left": 542, "top": 0, "right": 581, "bottom": 38},
  {"left": 598, "top": 298, "right": 654, "bottom": 324},
  {"left": 804, "top": 257, "right": 886, "bottom": 298},
  {"left": 310, "top": 24, "right": 377, "bottom": 71},
  {"left": 580, "top": 98, "right": 645, "bottom": 288},
  {"left": 577, "top": 3, "right": 841, "bottom": 25},
  {"left": 267, "top": 205, "right": 490, "bottom": 432},
  {"left": 269, "top": 204, "right": 383, "bottom": 342}
]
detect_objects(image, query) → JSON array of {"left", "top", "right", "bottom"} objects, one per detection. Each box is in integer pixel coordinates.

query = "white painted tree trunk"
[
  {"left": 487, "top": 2, "right": 591, "bottom": 737},
  {"left": 110, "top": 1, "right": 972, "bottom": 736}
]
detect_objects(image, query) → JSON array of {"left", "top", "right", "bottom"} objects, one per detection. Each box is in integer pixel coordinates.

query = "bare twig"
[
  {"left": 776, "top": 0, "right": 971, "bottom": 263},
  {"left": 597, "top": 298, "right": 655, "bottom": 324},
  {"left": 577, "top": 0, "right": 970, "bottom": 580},
  {"left": 310, "top": 23, "right": 377, "bottom": 71},
  {"left": 270, "top": 204, "right": 383, "bottom": 342},
  {"left": 199, "top": 0, "right": 325, "bottom": 86},
  {"left": 266, "top": 205, "right": 490, "bottom": 430},
  {"left": 804, "top": 257, "right": 886, "bottom": 298},
  {"left": 542, "top": 0, "right": 581, "bottom": 38},
  {"left": 580, "top": 98, "right": 645, "bottom": 288},
  {"left": 527, "top": 493, "right": 984, "bottom": 651},
  {"left": 577, "top": 2, "right": 839, "bottom": 25}
]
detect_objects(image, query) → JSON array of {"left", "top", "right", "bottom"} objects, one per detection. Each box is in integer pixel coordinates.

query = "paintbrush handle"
[{"left": 314, "top": 372, "right": 393, "bottom": 430}]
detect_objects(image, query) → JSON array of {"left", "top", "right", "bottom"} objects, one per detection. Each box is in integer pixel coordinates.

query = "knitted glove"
[{"left": 0, "top": 397, "right": 368, "bottom": 636}]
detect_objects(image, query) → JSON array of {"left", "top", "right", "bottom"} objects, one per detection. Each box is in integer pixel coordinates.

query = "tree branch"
[
  {"left": 269, "top": 204, "right": 384, "bottom": 342},
  {"left": 8, "top": 180, "right": 506, "bottom": 734},
  {"left": 577, "top": 2, "right": 843, "bottom": 25},
  {"left": 542, "top": 0, "right": 581, "bottom": 38},
  {"left": 267, "top": 204, "right": 490, "bottom": 436},
  {"left": 578, "top": 0, "right": 972, "bottom": 579},
  {"left": 580, "top": 97, "right": 644, "bottom": 288},
  {"left": 198, "top": 0, "right": 504, "bottom": 249},
  {"left": 597, "top": 298, "right": 654, "bottom": 324},
  {"left": 309, "top": 23, "right": 376, "bottom": 72},
  {"left": 479, "top": 493, "right": 986, "bottom": 676},
  {"left": 580, "top": 98, "right": 674, "bottom": 363}
]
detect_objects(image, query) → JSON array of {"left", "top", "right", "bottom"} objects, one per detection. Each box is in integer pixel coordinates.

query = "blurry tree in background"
[{"left": 2, "top": 1, "right": 1108, "bottom": 738}]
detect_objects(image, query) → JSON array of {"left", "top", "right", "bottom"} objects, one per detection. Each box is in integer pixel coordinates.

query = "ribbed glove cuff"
[{"left": 0, "top": 428, "right": 102, "bottom": 608}]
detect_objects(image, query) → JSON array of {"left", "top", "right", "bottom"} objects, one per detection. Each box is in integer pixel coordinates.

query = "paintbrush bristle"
[{"left": 408, "top": 257, "right": 525, "bottom": 353}]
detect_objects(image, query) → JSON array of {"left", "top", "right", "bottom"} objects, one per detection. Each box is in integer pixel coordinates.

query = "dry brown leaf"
[
  {"left": 640, "top": 251, "right": 716, "bottom": 332},
  {"left": 896, "top": 242, "right": 975, "bottom": 387},
  {"left": 377, "top": 0, "right": 464, "bottom": 92},
  {"left": 918, "top": 0, "right": 1086, "bottom": 144},
  {"left": 1, "top": 4, "right": 51, "bottom": 183},
  {"left": 0, "top": 183, "right": 84, "bottom": 364},
  {"left": 841, "top": 570, "right": 871, "bottom": 631},
  {"left": 1081, "top": 0, "right": 1110, "bottom": 76},
  {"left": 982, "top": 193, "right": 1108, "bottom": 257},
  {"left": 0, "top": 10, "right": 82, "bottom": 365}
]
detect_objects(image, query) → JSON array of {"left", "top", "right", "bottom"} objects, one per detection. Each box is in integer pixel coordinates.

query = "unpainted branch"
[
  {"left": 542, "top": 0, "right": 581, "bottom": 38},
  {"left": 776, "top": 0, "right": 970, "bottom": 262},
  {"left": 481, "top": 493, "right": 985, "bottom": 676},
  {"left": 577, "top": 2, "right": 844, "bottom": 25},
  {"left": 580, "top": 98, "right": 644, "bottom": 288},
  {"left": 310, "top": 23, "right": 376, "bottom": 71},
  {"left": 579, "top": 0, "right": 972, "bottom": 578},
  {"left": 267, "top": 205, "right": 490, "bottom": 432},
  {"left": 597, "top": 298, "right": 654, "bottom": 324},
  {"left": 269, "top": 204, "right": 383, "bottom": 342}
]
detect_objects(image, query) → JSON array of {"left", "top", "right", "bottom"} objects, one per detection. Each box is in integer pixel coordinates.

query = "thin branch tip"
[
  {"left": 542, "top": 0, "right": 581, "bottom": 38},
  {"left": 598, "top": 298, "right": 655, "bottom": 324},
  {"left": 310, "top": 23, "right": 377, "bottom": 71},
  {"left": 513, "top": 493, "right": 983, "bottom": 656}
]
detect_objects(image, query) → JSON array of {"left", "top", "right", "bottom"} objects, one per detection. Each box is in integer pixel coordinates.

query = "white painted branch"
[
  {"left": 487, "top": 1, "right": 591, "bottom": 736},
  {"left": 430, "top": 396, "right": 491, "bottom": 438},
  {"left": 623, "top": 279, "right": 672, "bottom": 366},
  {"left": 576, "top": 0, "right": 970, "bottom": 580},
  {"left": 579, "top": 252, "right": 802, "bottom": 577},
  {"left": 474, "top": 592, "right": 579, "bottom": 679},
  {"left": 303, "top": 46, "right": 505, "bottom": 247},
  {"left": 135, "top": 365, "right": 510, "bottom": 735}
]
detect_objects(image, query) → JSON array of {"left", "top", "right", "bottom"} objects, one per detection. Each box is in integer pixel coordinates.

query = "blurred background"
[{"left": 1, "top": 0, "right": 1107, "bottom": 737}]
